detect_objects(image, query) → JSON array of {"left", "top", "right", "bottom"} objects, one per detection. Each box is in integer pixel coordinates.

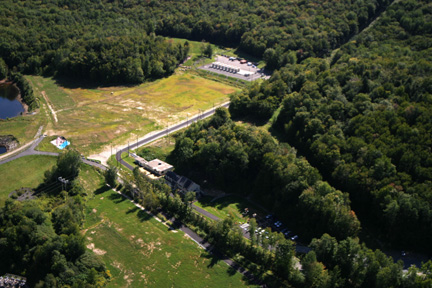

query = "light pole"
[{"left": 115, "top": 148, "right": 118, "bottom": 167}]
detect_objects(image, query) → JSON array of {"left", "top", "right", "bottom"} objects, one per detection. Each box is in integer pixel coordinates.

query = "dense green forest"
[
  {"left": 0, "top": 151, "right": 109, "bottom": 287},
  {"left": 145, "top": 0, "right": 392, "bottom": 64},
  {"left": 0, "top": 0, "right": 394, "bottom": 82},
  {"left": 0, "top": 0, "right": 189, "bottom": 84},
  {"left": 171, "top": 108, "right": 361, "bottom": 241},
  {"left": 226, "top": 0, "right": 432, "bottom": 253},
  {"left": 166, "top": 111, "right": 432, "bottom": 287},
  {"left": 272, "top": 0, "right": 432, "bottom": 253}
]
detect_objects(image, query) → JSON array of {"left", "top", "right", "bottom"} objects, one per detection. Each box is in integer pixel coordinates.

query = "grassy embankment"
[
  {"left": 0, "top": 77, "right": 49, "bottom": 146},
  {"left": 0, "top": 155, "right": 57, "bottom": 206}
]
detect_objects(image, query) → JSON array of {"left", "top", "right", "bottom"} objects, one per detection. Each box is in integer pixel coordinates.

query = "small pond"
[
  {"left": 0, "top": 83, "right": 24, "bottom": 119},
  {"left": 0, "top": 146, "right": 6, "bottom": 155}
]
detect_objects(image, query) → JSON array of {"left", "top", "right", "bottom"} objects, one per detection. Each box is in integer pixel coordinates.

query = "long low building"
[
  {"left": 144, "top": 159, "right": 173, "bottom": 176},
  {"left": 131, "top": 153, "right": 173, "bottom": 176}
]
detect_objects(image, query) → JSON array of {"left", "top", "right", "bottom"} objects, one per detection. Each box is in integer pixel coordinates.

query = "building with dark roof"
[{"left": 165, "top": 171, "right": 201, "bottom": 195}]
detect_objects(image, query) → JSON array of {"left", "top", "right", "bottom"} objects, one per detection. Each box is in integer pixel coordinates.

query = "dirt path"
[{"left": 41, "top": 91, "right": 58, "bottom": 123}]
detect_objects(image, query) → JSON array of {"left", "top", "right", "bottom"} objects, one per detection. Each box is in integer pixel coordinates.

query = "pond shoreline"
[{"left": 0, "top": 78, "right": 29, "bottom": 115}]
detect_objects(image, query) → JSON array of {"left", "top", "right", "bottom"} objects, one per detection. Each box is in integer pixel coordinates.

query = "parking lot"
[{"left": 199, "top": 55, "right": 271, "bottom": 82}]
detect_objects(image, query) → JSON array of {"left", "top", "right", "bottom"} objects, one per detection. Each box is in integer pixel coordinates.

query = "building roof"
[
  {"left": 166, "top": 171, "right": 179, "bottom": 182},
  {"left": 134, "top": 155, "right": 148, "bottom": 165},
  {"left": 146, "top": 159, "right": 173, "bottom": 172}
]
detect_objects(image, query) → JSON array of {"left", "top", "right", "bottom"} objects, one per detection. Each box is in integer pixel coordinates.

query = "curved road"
[
  {"left": 116, "top": 102, "right": 229, "bottom": 168},
  {"left": 0, "top": 135, "right": 107, "bottom": 172},
  {"left": 0, "top": 135, "right": 58, "bottom": 165}
]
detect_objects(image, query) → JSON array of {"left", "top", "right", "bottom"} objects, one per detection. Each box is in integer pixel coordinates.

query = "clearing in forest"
[{"left": 26, "top": 74, "right": 238, "bottom": 155}]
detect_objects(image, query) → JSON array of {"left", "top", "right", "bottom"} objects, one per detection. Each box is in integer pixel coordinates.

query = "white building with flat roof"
[{"left": 143, "top": 159, "right": 173, "bottom": 176}]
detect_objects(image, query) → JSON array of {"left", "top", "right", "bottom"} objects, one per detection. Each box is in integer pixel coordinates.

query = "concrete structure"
[
  {"left": 131, "top": 153, "right": 173, "bottom": 176},
  {"left": 165, "top": 171, "right": 201, "bottom": 195},
  {"left": 145, "top": 159, "right": 173, "bottom": 176}
]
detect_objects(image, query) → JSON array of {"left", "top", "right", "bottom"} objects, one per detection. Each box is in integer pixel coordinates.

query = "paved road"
[
  {"left": 116, "top": 102, "right": 229, "bottom": 168},
  {"left": 0, "top": 135, "right": 59, "bottom": 165},
  {"left": 192, "top": 204, "right": 220, "bottom": 221},
  {"left": 0, "top": 135, "right": 108, "bottom": 173}
]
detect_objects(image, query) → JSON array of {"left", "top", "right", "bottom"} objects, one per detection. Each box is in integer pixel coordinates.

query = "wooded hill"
[
  {"left": 228, "top": 0, "right": 432, "bottom": 253},
  {"left": 0, "top": 0, "right": 189, "bottom": 84},
  {"left": 0, "top": 0, "right": 395, "bottom": 84}
]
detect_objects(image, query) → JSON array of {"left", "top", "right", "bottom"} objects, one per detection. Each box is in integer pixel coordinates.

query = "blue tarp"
[{"left": 59, "top": 141, "right": 69, "bottom": 149}]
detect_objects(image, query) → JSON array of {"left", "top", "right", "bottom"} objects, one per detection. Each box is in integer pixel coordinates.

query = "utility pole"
[
  {"left": 58, "top": 177, "right": 69, "bottom": 191},
  {"left": 115, "top": 148, "right": 119, "bottom": 167}
]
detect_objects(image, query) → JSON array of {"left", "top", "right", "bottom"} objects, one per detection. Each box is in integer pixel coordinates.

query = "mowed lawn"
[
  {"left": 0, "top": 155, "right": 57, "bottom": 206},
  {"left": 27, "top": 74, "right": 237, "bottom": 155},
  {"left": 194, "top": 196, "right": 266, "bottom": 224},
  {"left": 84, "top": 189, "right": 255, "bottom": 288}
]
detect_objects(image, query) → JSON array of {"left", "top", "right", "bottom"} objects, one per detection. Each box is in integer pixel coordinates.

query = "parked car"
[
  {"left": 266, "top": 214, "right": 273, "bottom": 219},
  {"left": 291, "top": 235, "right": 298, "bottom": 241}
]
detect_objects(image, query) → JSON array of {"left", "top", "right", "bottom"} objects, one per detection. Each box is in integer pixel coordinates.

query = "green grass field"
[
  {"left": 0, "top": 155, "right": 57, "bottom": 206},
  {"left": 84, "top": 188, "right": 256, "bottom": 287},
  {"left": 26, "top": 74, "right": 237, "bottom": 155},
  {"left": 194, "top": 195, "right": 266, "bottom": 224},
  {"left": 29, "top": 76, "right": 75, "bottom": 110}
]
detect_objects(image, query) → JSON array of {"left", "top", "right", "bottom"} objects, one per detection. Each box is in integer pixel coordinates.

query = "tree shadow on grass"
[
  {"left": 94, "top": 185, "right": 111, "bottom": 195},
  {"left": 126, "top": 206, "right": 139, "bottom": 215},
  {"left": 108, "top": 192, "right": 126, "bottom": 203},
  {"left": 137, "top": 210, "right": 152, "bottom": 222},
  {"left": 201, "top": 251, "right": 222, "bottom": 268},
  {"left": 53, "top": 75, "right": 137, "bottom": 90}
]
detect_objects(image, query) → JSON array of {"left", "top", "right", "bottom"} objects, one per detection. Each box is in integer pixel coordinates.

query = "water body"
[
  {"left": 0, "top": 83, "right": 24, "bottom": 119},
  {"left": 0, "top": 146, "right": 6, "bottom": 155}
]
